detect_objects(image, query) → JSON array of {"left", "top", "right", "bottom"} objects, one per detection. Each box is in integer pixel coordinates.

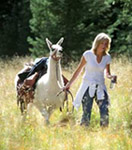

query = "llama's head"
[{"left": 46, "top": 37, "right": 64, "bottom": 61}]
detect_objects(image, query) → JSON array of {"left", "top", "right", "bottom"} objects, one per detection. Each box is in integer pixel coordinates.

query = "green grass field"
[{"left": 0, "top": 56, "right": 132, "bottom": 150}]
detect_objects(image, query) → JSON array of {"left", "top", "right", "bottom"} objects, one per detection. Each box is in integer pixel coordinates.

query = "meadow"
[{"left": 0, "top": 56, "right": 132, "bottom": 150}]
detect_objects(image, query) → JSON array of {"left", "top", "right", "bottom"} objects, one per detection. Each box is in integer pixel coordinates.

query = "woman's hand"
[
  {"left": 63, "top": 82, "right": 71, "bottom": 91},
  {"left": 106, "top": 64, "right": 117, "bottom": 83},
  {"left": 107, "top": 74, "right": 117, "bottom": 83},
  {"left": 111, "top": 75, "right": 117, "bottom": 84}
]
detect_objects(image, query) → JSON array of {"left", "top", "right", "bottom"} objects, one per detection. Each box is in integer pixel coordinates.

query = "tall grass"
[{"left": 0, "top": 56, "right": 132, "bottom": 150}]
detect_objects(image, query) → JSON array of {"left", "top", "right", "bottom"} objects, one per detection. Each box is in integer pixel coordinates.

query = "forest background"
[{"left": 0, "top": 0, "right": 132, "bottom": 59}]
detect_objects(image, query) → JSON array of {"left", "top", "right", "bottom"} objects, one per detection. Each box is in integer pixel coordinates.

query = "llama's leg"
[
  {"left": 27, "top": 103, "right": 33, "bottom": 114},
  {"left": 21, "top": 102, "right": 33, "bottom": 122},
  {"left": 18, "top": 98, "right": 27, "bottom": 122},
  {"left": 47, "top": 106, "right": 54, "bottom": 119},
  {"left": 35, "top": 104, "right": 50, "bottom": 125},
  {"left": 21, "top": 103, "right": 32, "bottom": 122},
  {"left": 21, "top": 108, "right": 27, "bottom": 122},
  {"left": 41, "top": 108, "right": 51, "bottom": 125}
]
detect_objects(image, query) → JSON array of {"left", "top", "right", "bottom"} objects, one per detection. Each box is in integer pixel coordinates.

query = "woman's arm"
[
  {"left": 64, "top": 56, "right": 86, "bottom": 90},
  {"left": 106, "top": 64, "right": 117, "bottom": 83},
  {"left": 106, "top": 64, "right": 112, "bottom": 79}
]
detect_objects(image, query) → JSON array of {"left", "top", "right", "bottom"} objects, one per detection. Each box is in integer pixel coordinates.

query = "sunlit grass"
[{"left": 0, "top": 56, "right": 132, "bottom": 150}]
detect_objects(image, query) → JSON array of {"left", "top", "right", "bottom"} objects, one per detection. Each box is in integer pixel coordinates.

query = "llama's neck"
[{"left": 47, "top": 57, "right": 62, "bottom": 83}]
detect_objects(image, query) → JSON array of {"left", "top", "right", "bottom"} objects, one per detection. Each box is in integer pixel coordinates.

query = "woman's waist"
[{"left": 82, "top": 77, "right": 105, "bottom": 85}]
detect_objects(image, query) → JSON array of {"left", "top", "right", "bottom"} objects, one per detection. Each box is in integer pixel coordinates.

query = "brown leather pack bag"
[{"left": 24, "top": 72, "right": 39, "bottom": 87}]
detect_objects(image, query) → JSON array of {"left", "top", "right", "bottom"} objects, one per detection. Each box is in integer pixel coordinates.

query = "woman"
[{"left": 64, "top": 33, "right": 117, "bottom": 127}]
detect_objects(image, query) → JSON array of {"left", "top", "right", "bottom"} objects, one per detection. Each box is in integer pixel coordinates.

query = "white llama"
[
  {"left": 15, "top": 37, "right": 66, "bottom": 124},
  {"left": 34, "top": 37, "right": 66, "bottom": 123}
]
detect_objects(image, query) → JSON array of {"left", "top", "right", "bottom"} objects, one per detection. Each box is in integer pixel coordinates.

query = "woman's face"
[{"left": 97, "top": 40, "right": 108, "bottom": 54}]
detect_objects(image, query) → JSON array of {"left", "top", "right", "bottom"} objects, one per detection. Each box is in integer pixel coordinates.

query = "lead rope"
[
  {"left": 53, "top": 53, "right": 74, "bottom": 113},
  {"left": 57, "top": 89, "right": 74, "bottom": 113}
]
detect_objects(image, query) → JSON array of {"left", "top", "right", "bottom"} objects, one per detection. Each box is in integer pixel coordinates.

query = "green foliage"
[
  {"left": 28, "top": 0, "right": 53, "bottom": 57},
  {"left": 0, "top": 0, "right": 132, "bottom": 57},
  {"left": 106, "top": 0, "right": 132, "bottom": 56},
  {"left": 28, "top": 0, "right": 132, "bottom": 59}
]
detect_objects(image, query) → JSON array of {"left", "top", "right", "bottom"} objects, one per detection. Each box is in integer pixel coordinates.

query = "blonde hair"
[{"left": 91, "top": 33, "right": 111, "bottom": 55}]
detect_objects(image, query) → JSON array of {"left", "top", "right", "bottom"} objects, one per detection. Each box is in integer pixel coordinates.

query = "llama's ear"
[
  {"left": 57, "top": 37, "right": 64, "bottom": 45},
  {"left": 46, "top": 38, "right": 52, "bottom": 51}
]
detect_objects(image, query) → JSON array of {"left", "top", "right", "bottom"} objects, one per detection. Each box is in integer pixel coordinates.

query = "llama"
[
  {"left": 15, "top": 37, "right": 66, "bottom": 124},
  {"left": 34, "top": 37, "right": 66, "bottom": 123}
]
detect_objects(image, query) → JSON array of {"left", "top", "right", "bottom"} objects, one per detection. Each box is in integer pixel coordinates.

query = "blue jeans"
[{"left": 81, "top": 87, "right": 109, "bottom": 127}]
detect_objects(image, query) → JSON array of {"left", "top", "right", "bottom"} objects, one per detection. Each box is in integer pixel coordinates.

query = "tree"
[
  {"left": 1, "top": 0, "right": 131, "bottom": 57},
  {"left": 0, "top": 0, "right": 31, "bottom": 56},
  {"left": 29, "top": 0, "right": 113, "bottom": 59},
  {"left": 28, "top": 0, "right": 54, "bottom": 57},
  {"left": 106, "top": 0, "right": 132, "bottom": 56}
]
